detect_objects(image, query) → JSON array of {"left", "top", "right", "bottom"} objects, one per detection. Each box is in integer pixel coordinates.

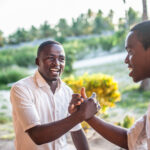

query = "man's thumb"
[{"left": 81, "top": 87, "right": 87, "bottom": 99}]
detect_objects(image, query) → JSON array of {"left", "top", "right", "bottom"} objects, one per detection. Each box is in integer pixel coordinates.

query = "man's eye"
[
  {"left": 128, "top": 49, "right": 132, "bottom": 55},
  {"left": 48, "top": 57, "right": 54, "bottom": 60},
  {"left": 60, "top": 57, "right": 65, "bottom": 61}
]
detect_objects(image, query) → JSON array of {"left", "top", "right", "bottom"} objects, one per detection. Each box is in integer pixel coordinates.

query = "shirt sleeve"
[
  {"left": 10, "top": 84, "right": 41, "bottom": 132},
  {"left": 127, "top": 115, "right": 147, "bottom": 150}
]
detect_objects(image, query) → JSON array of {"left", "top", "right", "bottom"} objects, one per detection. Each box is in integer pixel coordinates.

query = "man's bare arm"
[
  {"left": 26, "top": 100, "right": 97, "bottom": 145},
  {"left": 87, "top": 116, "right": 128, "bottom": 149},
  {"left": 71, "top": 129, "right": 89, "bottom": 150}
]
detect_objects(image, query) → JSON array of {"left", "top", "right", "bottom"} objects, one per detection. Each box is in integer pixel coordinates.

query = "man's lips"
[
  {"left": 49, "top": 68, "right": 60, "bottom": 75},
  {"left": 128, "top": 67, "right": 133, "bottom": 76}
]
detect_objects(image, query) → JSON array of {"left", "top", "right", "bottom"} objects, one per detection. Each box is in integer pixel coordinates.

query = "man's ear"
[{"left": 35, "top": 58, "right": 39, "bottom": 66}]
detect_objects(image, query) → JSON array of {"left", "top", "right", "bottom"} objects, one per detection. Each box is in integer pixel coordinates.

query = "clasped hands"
[{"left": 68, "top": 87, "right": 100, "bottom": 121}]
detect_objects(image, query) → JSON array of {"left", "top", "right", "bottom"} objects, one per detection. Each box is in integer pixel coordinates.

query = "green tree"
[
  {"left": 71, "top": 12, "right": 93, "bottom": 36},
  {"left": 8, "top": 28, "right": 30, "bottom": 44},
  {"left": 0, "top": 30, "right": 5, "bottom": 47},
  {"left": 39, "top": 21, "right": 56, "bottom": 38},
  {"left": 56, "top": 18, "right": 71, "bottom": 37},
  {"left": 127, "top": 7, "right": 141, "bottom": 27},
  {"left": 29, "top": 25, "right": 39, "bottom": 40}
]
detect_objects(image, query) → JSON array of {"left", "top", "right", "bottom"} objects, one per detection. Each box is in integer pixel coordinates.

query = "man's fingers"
[
  {"left": 72, "top": 94, "right": 81, "bottom": 98},
  {"left": 81, "top": 87, "right": 87, "bottom": 99},
  {"left": 70, "top": 98, "right": 83, "bottom": 106},
  {"left": 71, "top": 104, "right": 74, "bottom": 109}
]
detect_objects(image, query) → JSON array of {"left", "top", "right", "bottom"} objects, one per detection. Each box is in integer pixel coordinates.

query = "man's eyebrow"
[
  {"left": 59, "top": 55, "right": 65, "bottom": 57},
  {"left": 46, "top": 54, "right": 65, "bottom": 57}
]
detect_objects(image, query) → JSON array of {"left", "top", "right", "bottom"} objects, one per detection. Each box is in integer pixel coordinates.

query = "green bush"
[
  {"left": 122, "top": 115, "right": 135, "bottom": 128},
  {"left": 0, "top": 67, "right": 28, "bottom": 85},
  {"left": 14, "top": 47, "right": 37, "bottom": 67},
  {"left": 99, "top": 36, "right": 116, "bottom": 51},
  {"left": 115, "top": 115, "right": 135, "bottom": 129},
  {"left": 0, "top": 46, "right": 37, "bottom": 67},
  {"left": 0, "top": 115, "right": 11, "bottom": 124}
]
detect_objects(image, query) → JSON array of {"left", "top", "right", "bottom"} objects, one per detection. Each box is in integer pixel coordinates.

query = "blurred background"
[{"left": 0, "top": 0, "right": 149, "bottom": 149}]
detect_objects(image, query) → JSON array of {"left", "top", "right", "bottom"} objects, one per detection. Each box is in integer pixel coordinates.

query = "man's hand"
[
  {"left": 68, "top": 87, "right": 87, "bottom": 114},
  {"left": 68, "top": 87, "right": 100, "bottom": 121},
  {"left": 78, "top": 98, "right": 97, "bottom": 120},
  {"left": 68, "top": 93, "right": 84, "bottom": 114}
]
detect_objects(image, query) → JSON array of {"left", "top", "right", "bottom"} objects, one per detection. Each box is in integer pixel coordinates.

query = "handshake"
[{"left": 68, "top": 87, "right": 101, "bottom": 121}]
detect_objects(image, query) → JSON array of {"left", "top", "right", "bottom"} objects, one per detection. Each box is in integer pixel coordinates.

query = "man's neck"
[{"left": 48, "top": 80, "right": 58, "bottom": 94}]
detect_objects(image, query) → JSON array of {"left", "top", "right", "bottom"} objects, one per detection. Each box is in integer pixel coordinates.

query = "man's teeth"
[
  {"left": 50, "top": 69, "right": 59, "bottom": 72},
  {"left": 129, "top": 67, "right": 133, "bottom": 71}
]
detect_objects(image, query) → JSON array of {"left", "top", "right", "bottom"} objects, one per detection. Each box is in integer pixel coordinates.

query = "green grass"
[{"left": 118, "top": 84, "right": 150, "bottom": 115}]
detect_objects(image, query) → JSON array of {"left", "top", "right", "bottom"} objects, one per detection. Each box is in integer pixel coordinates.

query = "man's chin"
[
  {"left": 132, "top": 76, "right": 143, "bottom": 83},
  {"left": 49, "top": 77, "right": 59, "bottom": 82}
]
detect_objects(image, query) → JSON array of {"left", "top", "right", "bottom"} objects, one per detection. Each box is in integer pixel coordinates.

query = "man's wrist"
[{"left": 71, "top": 110, "right": 84, "bottom": 123}]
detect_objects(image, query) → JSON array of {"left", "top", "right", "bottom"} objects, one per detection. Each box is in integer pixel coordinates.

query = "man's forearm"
[
  {"left": 71, "top": 129, "right": 89, "bottom": 150},
  {"left": 27, "top": 111, "right": 83, "bottom": 145},
  {"left": 86, "top": 116, "right": 128, "bottom": 149}
]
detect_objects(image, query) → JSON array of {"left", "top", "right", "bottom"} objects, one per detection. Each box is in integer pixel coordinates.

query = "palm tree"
[{"left": 142, "top": 0, "right": 148, "bottom": 20}]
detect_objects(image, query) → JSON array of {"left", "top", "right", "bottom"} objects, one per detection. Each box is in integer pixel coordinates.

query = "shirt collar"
[{"left": 34, "top": 70, "right": 62, "bottom": 90}]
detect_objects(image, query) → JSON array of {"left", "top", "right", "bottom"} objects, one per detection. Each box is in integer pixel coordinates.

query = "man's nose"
[
  {"left": 53, "top": 59, "right": 60, "bottom": 66},
  {"left": 124, "top": 55, "right": 129, "bottom": 64}
]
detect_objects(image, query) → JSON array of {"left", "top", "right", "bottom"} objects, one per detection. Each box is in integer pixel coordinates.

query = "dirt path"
[{"left": 0, "top": 135, "right": 123, "bottom": 150}]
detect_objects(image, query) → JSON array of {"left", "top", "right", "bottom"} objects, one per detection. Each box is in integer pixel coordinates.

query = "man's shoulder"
[{"left": 12, "top": 75, "right": 36, "bottom": 90}]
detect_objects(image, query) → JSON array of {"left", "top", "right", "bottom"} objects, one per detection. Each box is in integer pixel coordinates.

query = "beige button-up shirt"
[
  {"left": 10, "top": 70, "right": 81, "bottom": 150},
  {"left": 128, "top": 105, "right": 150, "bottom": 150}
]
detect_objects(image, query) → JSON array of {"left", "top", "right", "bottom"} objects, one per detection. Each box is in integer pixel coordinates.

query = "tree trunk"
[
  {"left": 140, "top": 0, "right": 149, "bottom": 90},
  {"left": 142, "top": 0, "right": 148, "bottom": 20}
]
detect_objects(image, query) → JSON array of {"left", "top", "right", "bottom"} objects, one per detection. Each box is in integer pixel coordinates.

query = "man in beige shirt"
[
  {"left": 69, "top": 21, "right": 150, "bottom": 150},
  {"left": 10, "top": 40, "right": 98, "bottom": 150}
]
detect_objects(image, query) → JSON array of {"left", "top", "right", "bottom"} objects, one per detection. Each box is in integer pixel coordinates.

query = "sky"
[{"left": 0, "top": 0, "right": 149, "bottom": 36}]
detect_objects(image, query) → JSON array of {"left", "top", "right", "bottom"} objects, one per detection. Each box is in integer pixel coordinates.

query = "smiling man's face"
[
  {"left": 124, "top": 31, "right": 150, "bottom": 82},
  {"left": 36, "top": 44, "right": 65, "bottom": 82}
]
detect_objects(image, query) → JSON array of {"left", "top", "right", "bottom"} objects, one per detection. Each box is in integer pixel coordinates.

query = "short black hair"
[
  {"left": 37, "top": 40, "right": 61, "bottom": 57},
  {"left": 130, "top": 20, "right": 150, "bottom": 50}
]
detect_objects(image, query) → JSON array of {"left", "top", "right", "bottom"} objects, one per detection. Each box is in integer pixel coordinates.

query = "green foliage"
[
  {"left": 14, "top": 47, "right": 37, "bottom": 67},
  {"left": 115, "top": 115, "right": 135, "bottom": 129},
  {"left": 0, "top": 116, "right": 10, "bottom": 124},
  {"left": 123, "top": 115, "right": 135, "bottom": 128},
  {"left": 55, "top": 35, "right": 66, "bottom": 44},
  {"left": 0, "top": 54, "right": 15, "bottom": 67},
  {"left": 99, "top": 36, "right": 115, "bottom": 51},
  {"left": 0, "top": 46, "right": 37, "bottom": 67},
  {"left": 0, "top": 67, "right": 28, "bottom": 85},
  {"left": 127, "top": 7, "right": 141, "bottom": 27},
  {"left": 63, "top": 43, "right": 77, "bottom": 75},
  {"left": 0, "top": 114, "right": 11, "bottom": 124},
  {"left": 8, "top": 28, "right": 31, "bottom": 44},
  {"left": 56, "top": 18, "right": 72, "bottom": 37},
  {"left": 0, "top": 8, "right": 140, "bottom": 47},
  {"left": 0, "top": 30, "right": 5, "bottom": 47},
  {"left": 39, "top": 21, "right": 56, "bottom": 38}
]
